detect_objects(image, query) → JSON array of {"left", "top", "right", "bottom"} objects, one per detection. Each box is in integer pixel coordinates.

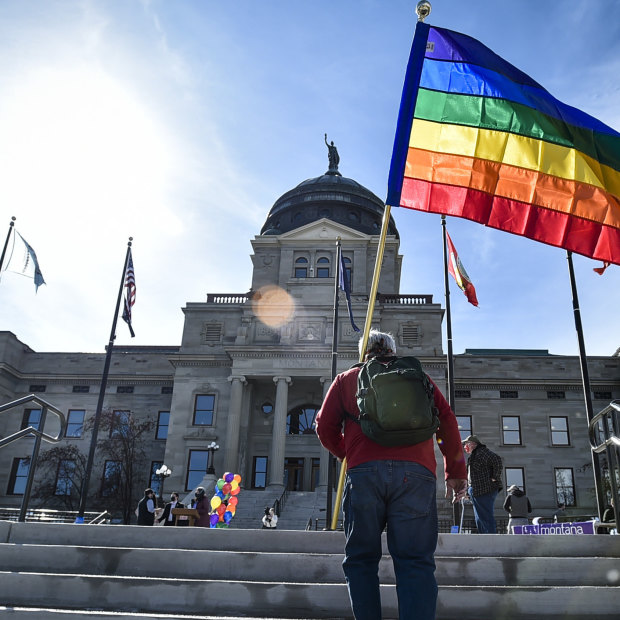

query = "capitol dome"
[{"left": 260, "top": 144, "right": 399, "bottom": 238}]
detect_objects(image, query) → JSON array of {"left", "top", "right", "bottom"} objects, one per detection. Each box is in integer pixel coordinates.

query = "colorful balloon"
[
  {"left": 217, "top": 479, "right": 225, "bottom": 490},
  {"left": 210, "top": 496, "right": 222, "bottom": 510},
  {"left": 230, "top": 480, "right": 239, "bottom": 491},
  {"left": 230, "top": 486, "right": 240, "bottom": 496},
  {"left": 224, "top": 511, "right": 233, "bottom": 523},
  {"left": 228, "top": 496, "right": 238, "bottom": 506},
  {"left": 233, "top": 474, "right": 241, "bottom": 484},
  {"left": 222, "top": 483, "right": 232, "bottom": 494},
  {"left": 225, "top": 472, "right": 234, "bottom": 483},
  {"left": 209, "top": 514, "right": 219, "bottom": 526}
]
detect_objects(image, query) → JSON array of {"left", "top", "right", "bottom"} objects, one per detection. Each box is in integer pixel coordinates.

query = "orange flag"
[{"left": 446, "top": 231, "right": 479, "bottom": 307}]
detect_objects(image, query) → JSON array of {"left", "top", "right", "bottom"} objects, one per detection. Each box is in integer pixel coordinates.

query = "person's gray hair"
[{"left": 359, "top": 330, "right": 396, "bottom": 359}]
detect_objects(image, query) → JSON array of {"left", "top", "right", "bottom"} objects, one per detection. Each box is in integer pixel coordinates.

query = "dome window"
[
  {"left": 316, "top": 256, "right": 330, "bottom": 278},
  {"left": 295, "top": 256, "right": 308, "bottom": 278}
]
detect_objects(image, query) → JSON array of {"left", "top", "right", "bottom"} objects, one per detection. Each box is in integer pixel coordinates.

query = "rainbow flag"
[{"left": 387, "top": 22, "right": 620, "bottom": 266}]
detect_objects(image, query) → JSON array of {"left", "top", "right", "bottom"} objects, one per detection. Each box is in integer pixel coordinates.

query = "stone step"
[
  {"left": 0, "top": 574, "right": 618, "bottom": 619},
  {"left": 1, "top": 543, "right": 617, "bottom": 587}
]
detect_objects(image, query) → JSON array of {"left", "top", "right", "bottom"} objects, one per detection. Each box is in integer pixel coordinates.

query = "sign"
[{"left": 513, "top": 521, "right": 596, "bottom": 535}]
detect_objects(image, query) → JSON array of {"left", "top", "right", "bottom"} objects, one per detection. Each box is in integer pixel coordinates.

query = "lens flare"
[{"left": 252, "top": 285, "right": 295, "bottom": 328}]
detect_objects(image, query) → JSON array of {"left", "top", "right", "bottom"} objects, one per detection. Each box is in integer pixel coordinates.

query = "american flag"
[{"left": 122, "top": 250, "right": 136, "bottom": 337}]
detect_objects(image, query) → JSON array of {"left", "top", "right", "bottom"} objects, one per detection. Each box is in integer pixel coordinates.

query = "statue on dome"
[{"left": 324, "top": 133, "right": 340, "bottom": 172}]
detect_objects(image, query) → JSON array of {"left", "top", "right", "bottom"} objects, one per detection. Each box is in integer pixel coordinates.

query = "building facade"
[{"left": 1, "top": 156, "right": 618, "bottom": 520}]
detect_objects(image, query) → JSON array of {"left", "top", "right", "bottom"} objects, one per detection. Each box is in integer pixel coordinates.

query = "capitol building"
[{"left": 1, "top": 153, "right": 618, "bottom": 524}]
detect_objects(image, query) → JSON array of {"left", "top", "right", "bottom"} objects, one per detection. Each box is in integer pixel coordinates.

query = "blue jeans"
[
  {"left": 342, "top": 460, "right": 438, "bottom": 620},
  {"left": 468, "top": 487, "right": 498, "bottom": 533}
]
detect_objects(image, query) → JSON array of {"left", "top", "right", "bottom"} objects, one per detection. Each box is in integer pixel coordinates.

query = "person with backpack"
[{"left": 315, "top": 330, "right": 467, "bottom": 620}]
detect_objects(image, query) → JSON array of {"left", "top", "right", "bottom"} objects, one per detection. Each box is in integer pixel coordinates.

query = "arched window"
[
  {"left": 342, "top": 256, "right": 352, "bottom": 285},
  {"left": 295, "top": 257, "right": 308, "bottom": 278},
  {"left": 286, "top": 404, "right": 319, "bottom": 435},
  {"left": 316, "top": 257, "right": 330, "bottom": 278}
]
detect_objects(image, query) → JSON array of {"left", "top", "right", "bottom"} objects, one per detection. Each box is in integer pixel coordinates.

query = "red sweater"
[{"left": 315, "top": 365, "right": 466, "bottom": 480}]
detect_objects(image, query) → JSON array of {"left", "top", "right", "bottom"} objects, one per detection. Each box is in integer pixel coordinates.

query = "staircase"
[{"left": 1, "top": 519, "right": 619, "bottom": 619}]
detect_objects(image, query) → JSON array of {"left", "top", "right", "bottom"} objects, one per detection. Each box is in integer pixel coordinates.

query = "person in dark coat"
[
  {"left": 157, "top": 492, "right": 186, "bottom": 526},
  {"left": 503, "top": 485, "right": 532, "bottom": 533},
  {"left": 193, "top": 487, "right": 211, "bottom": 527},
  {"left": 462, "top": 435, "right": 503, "bottom": 533},
  {"left": 136, "top": 488, "right": 156, "bottom": 526}
]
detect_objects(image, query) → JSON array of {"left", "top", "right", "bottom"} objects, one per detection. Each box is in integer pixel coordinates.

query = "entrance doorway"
[{"left": 284, "top": 457, "right": 304, "bottom": 491}]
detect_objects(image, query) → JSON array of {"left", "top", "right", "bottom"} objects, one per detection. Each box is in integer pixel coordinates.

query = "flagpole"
[
  {"left": 566, "top": 250, "right": 605, "bottom": 519},
  {"left": 0, "top": 217, "right": 16, "bottom": 274},
  {"left": 330, "top": 204, "right": 393, "bottom": 530},
  {"left": 324, "top": 238, "right": 343, "bottom": 528},
  {"left": 441, "top": 216, "right": 461, "bottom": 527},
  {"left": 441, "top": 217, "right": 456, "bottom": 410},
  {"left": 77, "top": 237, "right": 134, "bottom": 520}
]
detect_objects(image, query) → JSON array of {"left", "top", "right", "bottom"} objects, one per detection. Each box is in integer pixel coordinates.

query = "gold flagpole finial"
[{"left": 416, "top": 1, "right": 432, "bottom": 22}]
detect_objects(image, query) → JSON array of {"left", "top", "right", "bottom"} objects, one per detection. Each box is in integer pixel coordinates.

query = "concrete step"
[
  {"left": 1, "top": 543, "right": 618, "bottom": 587},
  {"left": 1, "top": 521, "right": 619, "bottom": 619}
]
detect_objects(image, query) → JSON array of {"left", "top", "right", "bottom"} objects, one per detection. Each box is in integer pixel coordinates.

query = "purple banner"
[{"left": 513, "top": 521, "right": 596, "bottom": 535}]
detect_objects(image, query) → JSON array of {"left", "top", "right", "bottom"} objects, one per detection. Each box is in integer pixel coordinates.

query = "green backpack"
[{"left": 351, "top": 356, "right": 440, "bottom": 447}]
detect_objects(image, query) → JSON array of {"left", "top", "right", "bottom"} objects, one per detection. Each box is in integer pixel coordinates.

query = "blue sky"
[{"left": 0, "top": 0, "right": 619, "bottom": 357}]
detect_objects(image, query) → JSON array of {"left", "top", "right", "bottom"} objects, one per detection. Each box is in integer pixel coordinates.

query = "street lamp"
[
  {"left": 155, "top": 464, "right": 172, "bottom": 503},
  {"left": 206, "top": 441, "right": 219, "bottom": 475}
]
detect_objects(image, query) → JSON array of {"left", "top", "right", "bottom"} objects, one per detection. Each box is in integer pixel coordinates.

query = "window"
[
  {"left": 253, "top": 456, "right": 268, "bottom": 489},
  {"left": 150, "top": 461, "right": 163, "bottom": 497},
  {"left": 316, "top": 256, "right": 330, "bottom": 278},
  {"left": 550, "top": 416, "right": 570, "bottom": 446},
  {"left": 342, "top": 256, "right": 352, "bottom": 283},
  {"left": 455, "top": 390, "right": 471, "bottom": 398},
  {"left": 500, "top": 390, "right": 518, "bottom": 399},
  {"left": 261, "top": 402, "right": 273, "bottom": 414},
  {"left": 29, "top": 384, "right": 46, "bottom": 392},
  {"left": 7, "top": 458, "right": 30, "bottom": 495},
  {"left": 193, "top": 395, "right": 215, "bottom": 426},
  {"left": 66, "top": 410, "right": 85, "bottom": 438},
  {"left": 294, "top": 257, "right": 308, "bottom": 278},
  {"left": 456, "top": 416, "right": 472, "bottom": 442},
  {"left": 505, "top": 467, "right": 525, "bottom": 492},
  {"left": 287, "top": 404, "right": 318, "bottom": 435},
  {"left": 502, "top": 416, "right": 522, "bottom": 445},
  {"left": 156, "top": 411, "right": 170, "bottom": 440},
  {"left": 72, "top": 385, "right": 90, "bottom": 393},
  {"left": 22, "top": 408, "right": 42, "bottom": 432},
  {"left": 110, "top": 410, "right": 130, "bottom": 438},
  {"left": 161, "top": 386, "right": 173, "bottom": 395},
  {"left": 101, "top": 460, "right": 122, "bottom": 497},
  {"left": 594, "top": 391, "right": 612, "bottom": 401},
  {"left": 55, "top": 460, "right": 76, "bottom": 496},
  {"left": 555, "top": 467, "right": 576, "bottom": 506},
  {"left": 547, "top": 391, "right": 566, "bottom": 399},
  {"left": 116, "top": 386, "right": 134, "bottom": 394},
  {"left": 311, "top": 458, "right": 321, "bottom": 491},
  {"left": 186, "top": 450, "right": 208, "bottom": 491}
]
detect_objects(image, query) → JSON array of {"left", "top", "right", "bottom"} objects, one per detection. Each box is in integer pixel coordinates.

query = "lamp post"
[
  {"left": 206, "top": 441, "right": 219, "bottom": 475},
  {"left": 155, "top": 464, "right": 171, "bottom": 504}
]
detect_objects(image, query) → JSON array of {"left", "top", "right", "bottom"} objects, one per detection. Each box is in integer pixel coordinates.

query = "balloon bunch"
[{"left": 208, "top": 472, "right": 242, "bottom": 528}]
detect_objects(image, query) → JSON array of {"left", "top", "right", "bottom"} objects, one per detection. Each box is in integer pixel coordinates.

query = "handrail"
[
  {"left": 0, "top": 394, "right": 66, "bottom": 521},
  {"left": 0, "top": 507, "right": 105, "bottom": 524},
  {"left": 588, "top": 400, "right": 620, "bottom": 525},
  {"left": 273, "top": 487, "right": 288, "bottom": 517},
  {"left": 88, "top": 510, "right": 112, "bottom": 524},
  {"left": 0, "top": 394, "right": 66, "bottom": 448}
]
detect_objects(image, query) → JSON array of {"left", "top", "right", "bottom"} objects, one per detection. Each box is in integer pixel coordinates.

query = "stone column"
[
  {"left": 224, "top": 375, "right": 246, "bottom": 473},
  {"left": 317, "top": 376, "right": 333, "bottom": 489},
  {"left": 268, "top": 376, "right": 291, "bottom": 489}
]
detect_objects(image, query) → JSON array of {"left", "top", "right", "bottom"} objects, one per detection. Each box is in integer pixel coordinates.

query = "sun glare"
[{"left": 0, "top": 66, "right": 174, "bottom": 233}]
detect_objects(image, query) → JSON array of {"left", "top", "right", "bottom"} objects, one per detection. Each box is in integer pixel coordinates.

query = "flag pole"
[
  {"left": 325, "top": 237, "right": 343, "bottom": 528},
  {"left": 566, "top": 250, "right": 605, "bottom": 518},
  {"left": 0, "top": 217, "right": 16, "bottom": 274},
  {"left": 330, "top": 204, "right": 393, "bottom": 530},
  {"left": 441, "top": 216, "right": 456, "bottom": 410},
  {"left": 441, "top": 216, "right": 460, "bottom": 527},
  {"left": 77, "top": 237, "right": 134, "bottom": 520}
]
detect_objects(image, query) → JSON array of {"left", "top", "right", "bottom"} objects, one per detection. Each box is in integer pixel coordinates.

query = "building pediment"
[{"left": 277, "top": 218, "right": 370, "bottom": 242}]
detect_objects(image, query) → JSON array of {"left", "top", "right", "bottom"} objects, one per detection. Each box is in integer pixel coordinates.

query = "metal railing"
[
  {"left": 0, "top": 507, "right": 110, "bottom": 524},
  {"left": 589, "top": 400, "right": 620, "bottom": 527},
  {"left": 206, "top": 293, "right": 251, "bottom": 304},
  {"left": 273, "top": 487, "right": 289, "bottom": 517},
  {"left": 0, "top": 395, "right": 66, "bottom": 522}
]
